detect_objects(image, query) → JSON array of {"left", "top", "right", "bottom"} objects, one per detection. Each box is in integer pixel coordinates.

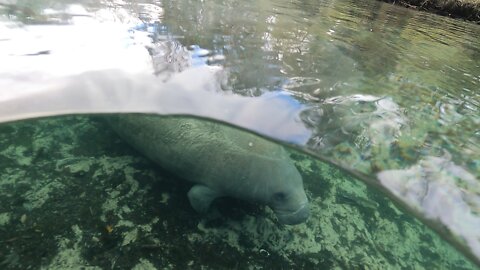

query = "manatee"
[{"left": 107, "top": 114, "right": 309, "bottom": 225}]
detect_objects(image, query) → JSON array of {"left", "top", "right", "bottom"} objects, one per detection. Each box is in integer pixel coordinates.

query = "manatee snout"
[
  {"left": 269, "top": 183, "right": 310, "bottom": 225},
  {"left": 267, "top": 162, "right": 310, "bottom": 225},
  {"left": 275, "top": 203, "right": 310, "bottom": 225}
]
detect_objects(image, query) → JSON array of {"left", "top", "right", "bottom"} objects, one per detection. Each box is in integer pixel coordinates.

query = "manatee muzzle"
[{"left": 274, "top": 203, "right": 310, "bottom": 225}]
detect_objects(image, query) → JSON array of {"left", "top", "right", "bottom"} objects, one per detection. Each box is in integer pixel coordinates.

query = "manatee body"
[{"left": 107, "top": 115, "right": 309, "bottom": 225}]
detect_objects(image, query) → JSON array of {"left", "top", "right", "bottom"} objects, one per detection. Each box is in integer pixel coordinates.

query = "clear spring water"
[{"left": 0, "top": 0, "right": 479, "bottom": 268}]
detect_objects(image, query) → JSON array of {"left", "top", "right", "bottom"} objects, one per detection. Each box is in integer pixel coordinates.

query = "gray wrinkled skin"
[{"left": 107, "top": 115, "right": 309, "bottom": 225}]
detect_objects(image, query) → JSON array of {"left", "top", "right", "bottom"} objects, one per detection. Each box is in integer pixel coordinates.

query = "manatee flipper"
[{"left": 187, "top": 184, "right": 221, "bottom": 213}]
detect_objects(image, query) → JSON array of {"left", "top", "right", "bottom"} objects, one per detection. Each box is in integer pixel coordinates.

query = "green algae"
[
  {"left": 0, "top": 212, "right": 11, "bottom": 226},
  {"left": 23, "top": 179, "right": 66, "bottom": 211},
  {"left": 0, "top": 146, "right": 33, "bottom": 167},
  {"left": 42, "top": 225, "right": 101, "bottom": 270},
  {"left": 132, "top": 258, "right": 157, "bottom": 270}
]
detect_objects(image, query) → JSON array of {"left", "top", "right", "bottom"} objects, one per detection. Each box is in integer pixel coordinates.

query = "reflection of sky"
[
  {"left": 0, "top": 5, "right": 152, "bottom": 77},
  {"left": 0, "top": 4, "right": 310, "bottom": 144},
  {"left": 0, "top": 4, "right": 155, "bottom": 104}
]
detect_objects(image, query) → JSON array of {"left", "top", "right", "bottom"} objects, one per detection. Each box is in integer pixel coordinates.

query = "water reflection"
[
  {"left": 1, "top": 0, "right": 480, "bottom": 267},
  {"left": 379, "top": 154, "right": 480, "bottom": 258}
]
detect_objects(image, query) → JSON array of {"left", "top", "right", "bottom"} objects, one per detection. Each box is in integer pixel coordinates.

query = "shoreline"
[{"left": 380, "top": 0, "right": 480, "bottom": 23}]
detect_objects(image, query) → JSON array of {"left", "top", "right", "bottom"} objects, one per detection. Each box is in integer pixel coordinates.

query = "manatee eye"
[{"left": 273, "top": 192, "right": 287, "bottom": 202}]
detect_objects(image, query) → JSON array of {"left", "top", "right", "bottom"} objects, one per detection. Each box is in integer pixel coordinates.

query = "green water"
[
  {"left": 0, "top": 115, "right": 475, "bottom": 269},
  {"left": 1, "top": 0, "right": 480, "bottom": 268}
]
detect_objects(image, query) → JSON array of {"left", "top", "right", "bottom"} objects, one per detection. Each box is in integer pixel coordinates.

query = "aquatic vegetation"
[{"left": 380, "top": 0, "right": 480, "bottom": 22}]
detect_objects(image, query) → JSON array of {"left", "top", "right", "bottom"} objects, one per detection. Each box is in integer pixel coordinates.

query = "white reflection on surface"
[
  {"left": 378, "top": 154, "right": 480, "bottom": 260},
  {"left": 0, "top": 4, "right": 310, "bottom": 144}
]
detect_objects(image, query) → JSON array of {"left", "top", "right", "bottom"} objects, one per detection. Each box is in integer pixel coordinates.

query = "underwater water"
[
  {"left": 0, "top": 0, "right": 479, "bottom": 268},
  {"left": 0, "top": 115, "right": 476, "bottom": 269}
]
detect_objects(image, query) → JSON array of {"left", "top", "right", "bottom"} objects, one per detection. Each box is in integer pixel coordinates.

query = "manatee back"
[
  {"left": 107, "top": 115, "right": 221, "bottom": 179},
  {"left": 107, "top": 114, "right": 298, "bottom": 201}
]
